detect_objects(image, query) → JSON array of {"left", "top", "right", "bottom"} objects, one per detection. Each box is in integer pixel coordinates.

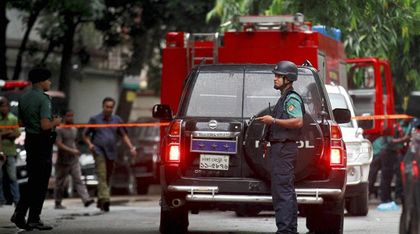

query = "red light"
[
  {"left": 168, "top": 145, "right": 180, "bottom": 162},
  {"left": 331, "top": 124, "right": 342, "bottom": 139},
  {"left": 168, "top": 120, "right": 181, "bottom": 136},
  {"left": 413, "top": 160, "right": 419, "bottom": 179},
  {"left": 329, "top": 124, "right": 345, "bottom": 167},
  {"left": 166, "top": 120, "right": 182, "bottom": 163},
  {"left": 330, "top": 149, "right": 342, "bottom": 165},
  {"left": 2, "top": 81, "right": 30, "bottom": 89},
  {"left": 400, "top": 162, "right": 406, "bottom": 184},
  {"left": 166, "top": 32, "right": 184, "bottom": 48}
]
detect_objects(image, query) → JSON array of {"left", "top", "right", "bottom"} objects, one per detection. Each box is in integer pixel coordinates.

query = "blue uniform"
[{"left": 269, "top": 88, "right": 304, "bottom": 234}]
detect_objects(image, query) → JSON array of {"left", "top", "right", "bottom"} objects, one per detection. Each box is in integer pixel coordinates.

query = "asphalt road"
[{"left": 0, "top": 186, "right": 400, "bottom": 234}]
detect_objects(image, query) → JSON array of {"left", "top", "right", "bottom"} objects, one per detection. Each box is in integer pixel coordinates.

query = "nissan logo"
[{"left": 208, "top": 120, "right": 218, "bottom": 129}]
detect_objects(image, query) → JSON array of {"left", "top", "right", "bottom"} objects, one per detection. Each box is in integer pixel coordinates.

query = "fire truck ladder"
[{"left": 186, "top": 33, "right": 220, "bottom": 70}]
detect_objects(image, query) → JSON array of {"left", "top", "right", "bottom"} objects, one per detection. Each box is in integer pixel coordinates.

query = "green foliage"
[{"left": 208, "top": 0, "right": 420, "bottom": 106}]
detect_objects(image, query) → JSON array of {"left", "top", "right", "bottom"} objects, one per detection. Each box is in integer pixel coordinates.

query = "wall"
[{"left": 69, "top": 68, "right": 122, "bottom": 123}]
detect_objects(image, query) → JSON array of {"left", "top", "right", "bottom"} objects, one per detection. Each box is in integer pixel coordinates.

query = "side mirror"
[
  {"left": 152, "top": 104, "right": 173, "bottom": 120},
  {"left": 333, "top": 108, "right": 351, "bottom": 124}
]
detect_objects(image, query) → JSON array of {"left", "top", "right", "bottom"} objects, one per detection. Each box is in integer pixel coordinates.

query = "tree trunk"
[
  {"left": 12, "top": 0, "right": 47, "bottom": 80},
  {"left": 59, "top": 13, "right": 77, "bottom": 99},
  {"left": 0, "top": 0, "right": 9, "bottom": 80},
  {"left": 116, "top": 33, "right": 147, "bottom": 121},
  {"left": 39, "top": 41, "right": 57, "bottom": 66}
]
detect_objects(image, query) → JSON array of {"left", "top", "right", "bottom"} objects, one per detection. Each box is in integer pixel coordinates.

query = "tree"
[
  {"left": 208, "top": 0, "right": 420, "bottom": 106},
  {"left": 11, "top": 0, "right": 49, "bottom": 80},
  {"left": 43, "top": 0, "right": 104, "bottom": 96}
]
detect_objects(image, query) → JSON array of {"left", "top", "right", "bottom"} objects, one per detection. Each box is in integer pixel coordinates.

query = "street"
[{"left": 0, "top": 186, "right": 400, "bottom": 234}]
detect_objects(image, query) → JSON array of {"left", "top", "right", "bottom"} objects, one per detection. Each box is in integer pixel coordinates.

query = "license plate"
[{"left": 199, "top": 154, "right": 229, "bottom": 171}]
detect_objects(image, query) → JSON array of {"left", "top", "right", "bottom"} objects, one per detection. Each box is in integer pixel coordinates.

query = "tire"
[
  {"left": 235, "top": 205, "right": 261, "bottom": 217},
  {"left": 306, "top": 199, "right": 344, "bottom": 234},
  {"left": 136, "top": 179, "right": 150, "bottom": 195},
  {"left": 399, "top": 206, "right": 408, "bottom": 234},
  {"left": 410, "top": 208, "right": 419, "bottom": 234},
  {"left": 346, "top": 186, "right": 369, "bottom": 216},
  {"left": 159, "top": 194, "right": 188, "bottom": 234},
  {"left": 243, "top": 113, "right": 324, "bottom": 182}
]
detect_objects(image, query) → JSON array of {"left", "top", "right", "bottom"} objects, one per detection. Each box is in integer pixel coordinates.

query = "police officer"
[
  {"left": 11, "top": 67, "right": 61, "bottom": 231},
  {"left": 256, "top": 61, "right": 304, "bottom": 234}
]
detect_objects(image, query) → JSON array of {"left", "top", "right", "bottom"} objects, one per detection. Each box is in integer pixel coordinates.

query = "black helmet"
[{"left": 272, "top": 61, "right": 298, "bottom": 81}]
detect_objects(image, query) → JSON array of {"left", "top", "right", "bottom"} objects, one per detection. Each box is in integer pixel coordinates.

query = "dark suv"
[{"left": 153, "top": 64, "right": 350, "bottom": 234}]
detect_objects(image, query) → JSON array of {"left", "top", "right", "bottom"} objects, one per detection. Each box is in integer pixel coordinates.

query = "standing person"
[
  {"left": 54, "top": 109, "right": 94, "bottom": 209},
  {"left": 0, "top": 135, "right": 5, "bottom": 207},
  {"left": 368, "top": 134, "right": 388, "bottom": 198},
  {"left": 256, "top": 61, "right": 304, "bottom": 234},
  {"left": 377, "top": 123, "right": 410, "bottom": 210},
  {"left": 0, "top": 97, "right": 21, "bottom": 206},
  {"left": 10, "top": 67, "right": 61, "bottom": 231},
  {"left": 393, "top": 119, "right": 412, "bottom": 203},
  {"left": 83, "top": 97, "right": 136, "bottom": 212}
]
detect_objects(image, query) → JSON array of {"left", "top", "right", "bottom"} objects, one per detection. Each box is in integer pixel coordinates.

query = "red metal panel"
[
  {"left": 161, "top": 48, "right": 188, "bottom": 114},
  {"left": 318, "top": 34, "right": 346, "bottom": 84},
  {"left": 219, "top": 31, "right": 319, "bottom": 66}
]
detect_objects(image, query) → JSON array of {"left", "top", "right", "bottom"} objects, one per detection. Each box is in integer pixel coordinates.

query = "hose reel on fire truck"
[{"left": 243, "top": 109, "right": 324, "bottom": 182}]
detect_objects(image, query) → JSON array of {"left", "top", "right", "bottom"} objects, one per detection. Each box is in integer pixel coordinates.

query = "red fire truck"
[{"left": 160, "top": 14, "right": 395, "bottom": 139}]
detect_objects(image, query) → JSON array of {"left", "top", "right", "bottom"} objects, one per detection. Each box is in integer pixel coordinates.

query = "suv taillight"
[
  {"left": 330, "top": 124, "right": 346, "bottom": 167},
  {"left": 413, "top": 160, "right": 419, "bottom": 179},
  {"left": 166, "top": 120, "right": 182, "bottom": 163}
]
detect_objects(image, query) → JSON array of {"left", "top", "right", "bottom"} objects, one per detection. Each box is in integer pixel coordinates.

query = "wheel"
[
  {"left": 235, "top": 205, "right": 261, "bottom": 217},
  {"left": 136, "top": 179, "right": 150, "bottom": 195},
  {"left": 346, "top": 186, "right": 369, "bottom": 216},
  {"left": 306, "top": 199, "right": 344, "bottom": 234},
  {"left": 159, "top": 196, "right": 188, "bottom": 234}
]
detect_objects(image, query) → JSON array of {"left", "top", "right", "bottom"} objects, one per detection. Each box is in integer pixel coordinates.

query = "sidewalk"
[{"left": 0, "top": 185, "right": 161, "bottom": 232}]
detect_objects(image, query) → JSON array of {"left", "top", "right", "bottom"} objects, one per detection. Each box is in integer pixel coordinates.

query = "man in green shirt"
[
  {"left": 10, "top": 67, "right": 61, "bottom": 231},
  {"left": 0, "top": 97, "right": 21, "bottom": 206}
]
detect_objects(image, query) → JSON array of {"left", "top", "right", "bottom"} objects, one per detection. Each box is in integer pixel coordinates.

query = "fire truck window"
[
  {"left": 185, "top": 72, "right": 243, "bottom": 117},
  {"left": 243, "top": 72, "right": 280, "bottom": 118}
]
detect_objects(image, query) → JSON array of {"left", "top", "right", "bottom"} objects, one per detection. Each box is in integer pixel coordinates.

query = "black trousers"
[
  {"left": 379, "top": 150, "right": 397, "bottom": 203},
  {"left": 270, "top": 141, "right": 298, "bottom": 234},
  {"left": 14, "top": 132, "right": 53, "bottom": 222},
  {"left": 368, "top": 153, "right": 382, "bottom": 196}
]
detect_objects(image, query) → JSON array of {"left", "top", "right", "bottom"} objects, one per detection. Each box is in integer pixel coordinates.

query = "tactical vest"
[{"left": 268, "top": 88, "right": 305, "bottom": 142}]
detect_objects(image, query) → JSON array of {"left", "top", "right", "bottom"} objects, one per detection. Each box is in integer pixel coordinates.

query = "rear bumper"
[{"left": 167, "top": 185, "right": 342, "bottom": 205}]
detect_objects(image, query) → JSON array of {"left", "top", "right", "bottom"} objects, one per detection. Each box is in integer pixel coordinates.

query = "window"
[{"left": 186, "top": 72, "right": 243, "bottom": 117}]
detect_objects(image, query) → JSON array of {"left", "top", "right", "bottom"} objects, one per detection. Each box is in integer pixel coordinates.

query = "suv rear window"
[
  {"left": 183, "top": 67, "right": 327, "bottom": 120},
  {"left": 186, "top": 72, "right": 243, "bottom": 117}
]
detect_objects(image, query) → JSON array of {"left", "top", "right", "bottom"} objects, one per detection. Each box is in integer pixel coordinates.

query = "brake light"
[
  {"left": 169, "top": 145, "right": 180, "bottom": 162},
  {"left": 166, "top": 120, "right": 182, "bottom": 163},
  {"left": 330, "top": 149, "right": 342, "bottom": 164},
  {"left": 400, "top": 162, "right": 406, "bottom": 184},
  {"left": 330, "top": 124, "right": 345, "bottom": 167},
  {"left": 413, "top": 160, "right": 419, "bottom": 179}
]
